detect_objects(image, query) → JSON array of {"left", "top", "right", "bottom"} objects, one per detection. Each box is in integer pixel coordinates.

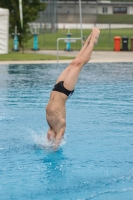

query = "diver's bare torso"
[{"left": 46, "top": 91, "right": 67, "bottom": 133}]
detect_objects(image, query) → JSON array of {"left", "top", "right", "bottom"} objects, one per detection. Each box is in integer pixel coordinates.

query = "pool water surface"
[{"left": 0, "top": 63, "right": 133, "bottom": 200}]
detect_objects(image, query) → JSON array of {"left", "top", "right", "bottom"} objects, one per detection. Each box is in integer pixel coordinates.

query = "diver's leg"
[
  {"left": 63, "top": 27, "right": 100, "bottom": 91},
  {"left": 63, "top": 42, "right": 95, "bottom": 91},
  {"left": 55, "top": 64, "right": 72, "bottom": 84},
  {"left": 76, "top": 32, "right": 92, "bottom": 58},
  {"left": 55, "top": 32, "right": 92, "bottom": 84}
]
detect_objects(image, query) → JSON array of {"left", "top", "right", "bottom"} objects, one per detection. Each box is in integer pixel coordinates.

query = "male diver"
[{"left": 46, "top": 27, "right": 100, "bottom": 150}]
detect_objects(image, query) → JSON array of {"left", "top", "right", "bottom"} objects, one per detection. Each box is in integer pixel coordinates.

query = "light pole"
[{"left": 79, "top": 0, "right": 83, "bottom": 47}]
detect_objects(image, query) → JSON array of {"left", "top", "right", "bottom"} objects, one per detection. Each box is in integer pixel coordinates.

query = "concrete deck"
[
  {"left": 0, "top": 51, "right": 133, "bottom": 64},
  {"left": 33, "top": 50, "right": 133, "bottom": 63}
]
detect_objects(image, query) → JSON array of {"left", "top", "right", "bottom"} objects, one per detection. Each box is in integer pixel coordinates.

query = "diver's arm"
[{"left": 53, "top": 126, "right": 65, "bottom": 150}]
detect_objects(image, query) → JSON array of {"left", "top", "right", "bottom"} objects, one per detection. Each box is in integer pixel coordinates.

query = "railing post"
[{"left": 56, "top": 38, "right": 82, "bottom": 63}]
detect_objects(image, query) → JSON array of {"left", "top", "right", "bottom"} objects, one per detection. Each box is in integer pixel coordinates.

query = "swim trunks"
[{"left": 52, "top": 81, "right": 74, "bottom": 97}]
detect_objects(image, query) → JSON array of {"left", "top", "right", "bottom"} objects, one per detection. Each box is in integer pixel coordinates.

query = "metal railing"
[{"left": 56, "top": 37, "right": 82, "bottom": 63}]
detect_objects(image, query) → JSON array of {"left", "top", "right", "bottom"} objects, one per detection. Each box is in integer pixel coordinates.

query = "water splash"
[{"left": 29, "top": 129, "right": 66, "bottom": 151}]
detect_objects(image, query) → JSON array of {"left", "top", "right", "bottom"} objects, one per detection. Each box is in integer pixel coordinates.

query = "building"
[
  {"left": 37, "top": 0, "right": 133, "bottom": 30},
  {"left": 57, "top": 0, "right": 133, "bottom": 23}
]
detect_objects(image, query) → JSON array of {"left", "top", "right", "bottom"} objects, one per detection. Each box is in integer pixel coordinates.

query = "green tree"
[{"left": 0, "top": 0, "right": 46, "bottom": 48}]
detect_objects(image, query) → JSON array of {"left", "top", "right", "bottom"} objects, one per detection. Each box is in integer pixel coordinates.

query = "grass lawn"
[
  {"left": 94, "top": 28, "right": 133, "bottom": 50},
  {"left": 0, "top": 52, "right": 74, "bottom": 61},
  {"left": 1, "top": 28, "right": 133, "bottom": 61},
  {"left": 13, "top": 28, "right": 133, "bottom": 51}
]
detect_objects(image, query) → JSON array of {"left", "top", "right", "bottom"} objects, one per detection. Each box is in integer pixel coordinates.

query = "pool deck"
[{"left": 0, "top": 51, "right": 133, "bottom": 64}]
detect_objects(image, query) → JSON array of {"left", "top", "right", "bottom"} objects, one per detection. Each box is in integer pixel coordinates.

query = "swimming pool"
[{"left": 0, "top": 63, "right": 133, "bottom": 200}]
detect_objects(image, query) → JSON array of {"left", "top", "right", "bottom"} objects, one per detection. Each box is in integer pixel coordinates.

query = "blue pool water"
[{"left": 0, "top": 63, "right": 133, "bottom": 200}]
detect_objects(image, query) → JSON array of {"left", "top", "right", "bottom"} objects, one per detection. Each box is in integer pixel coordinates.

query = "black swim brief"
[{"left": 52, "top": 81, "right": 74, "bottom": 97}]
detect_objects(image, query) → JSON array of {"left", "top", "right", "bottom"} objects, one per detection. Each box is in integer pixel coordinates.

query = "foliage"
[{"left": 0, "top": 0, "right": 46, "bottom": 48}]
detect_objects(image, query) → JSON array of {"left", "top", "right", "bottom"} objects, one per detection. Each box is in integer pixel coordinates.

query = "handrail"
[{"left": 57, "top": 37, "right": 82, "bottom": 63}]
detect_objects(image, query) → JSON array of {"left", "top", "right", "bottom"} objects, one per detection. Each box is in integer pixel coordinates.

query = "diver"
[{"left": 46, "top": 27, "right": 100, "bottom": 150}]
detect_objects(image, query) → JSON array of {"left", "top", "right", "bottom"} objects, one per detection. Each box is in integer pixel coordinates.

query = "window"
[
  {"left": 102, "top": 7, "right": 108, "bottom": 14},
  {"left": 113, "top": 7, "right": 127, "bottom": 14}
]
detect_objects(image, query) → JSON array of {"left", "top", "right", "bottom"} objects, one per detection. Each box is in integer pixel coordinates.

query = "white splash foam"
[{"left": 29, "top": 129, "right": 66, "bottom": 150}]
